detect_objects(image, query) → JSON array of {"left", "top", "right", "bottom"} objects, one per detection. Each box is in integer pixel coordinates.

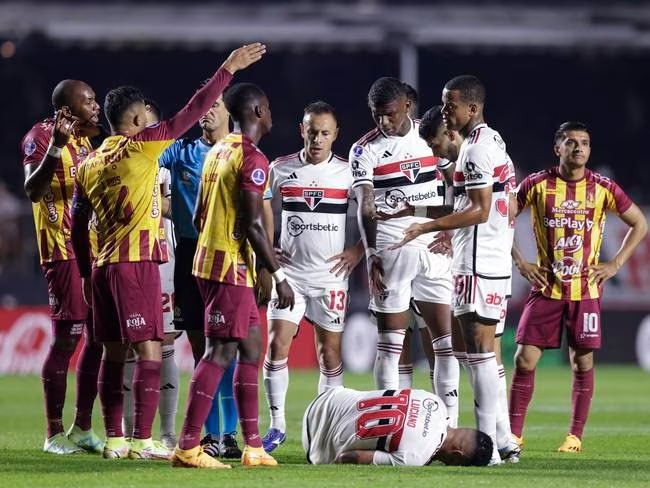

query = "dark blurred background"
[{"left": 1, "top": 0, "right": 649, "bottom": 307}]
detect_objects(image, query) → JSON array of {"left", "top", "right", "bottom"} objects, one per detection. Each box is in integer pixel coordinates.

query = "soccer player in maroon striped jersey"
[
  {"left": 71, "top": 44, "right": 266, "bottom": 461},
  {"left": 509, "top": 121, "right": 647, "bottom": 453},
  {"left": 21, "top": 80, "right": 104, "bottom": 455}
]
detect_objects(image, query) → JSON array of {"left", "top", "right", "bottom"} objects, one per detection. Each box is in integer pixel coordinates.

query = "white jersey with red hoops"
[
  {"left": 302, "top": 387, "right": 449, "bottom": 466},
  {"left": 451, "top": 123, "right": 515, "bottom": 278},
  {"left": 268, "top": 150, "right": 352, "bottom": 286},
  {"left": 349, "top": 119, "right": 451, "bottom": 250}
]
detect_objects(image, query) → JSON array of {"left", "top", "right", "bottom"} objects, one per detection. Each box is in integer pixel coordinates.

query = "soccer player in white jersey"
[
  {"left": 261, "top": 101, "right": 363, "bottom": 453},
  {"left": 302, "top": 387, "right": 493, "bottom": 466},
  {"left": 393, "top": 75, "right": 516, "bottom": 465},
  {"left": 350, "top": 77, "right": 460, "bottom": 427},
  {"left": 418, "top": 105, "right": 520, "bottom": 463}
]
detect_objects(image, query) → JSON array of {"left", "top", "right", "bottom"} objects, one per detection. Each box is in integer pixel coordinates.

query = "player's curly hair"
[
  {"left": 418, "top": 105, "right": 444, "bottom": 141},
  {"left": 554, "top": 121, "right": 589, "bottom": 143},
  {"left": 223, "top": 82, "right": 267, "bottom": 123},
  {"left": 367, "top": 77, "right": 407, "bottom": 107},
  {"left": 444, "top": 75, "right": 486, "bottom": 105},
  {"left": 104, "top": 85, "right": 145, "bottom": 128},
  {"left": 467, "top": 431, "right": 494, "bottom": 467}
]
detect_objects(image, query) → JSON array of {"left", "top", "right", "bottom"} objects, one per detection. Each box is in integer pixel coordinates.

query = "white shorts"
[
  {"left": 495, "top": 278, "right": 512, "bottom": 336},
  {"left": 370, "top": 246, "right": 452, "bottom": 313},
  {"left": 268, "top": 276, "right": 347, "bottom": 333},
  {"left": 160, "top": 255, "right": 175, "bottom": 334},
  {"left": 452, "top": 274, "right": 509, "bottom": 324}
]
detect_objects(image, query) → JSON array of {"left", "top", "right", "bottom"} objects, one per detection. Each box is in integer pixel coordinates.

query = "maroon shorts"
[
  {"left": 92, "top": 262, "right": 164, "bottom": 344},
  {"left": 41, "top": 260, "right": 88, "bottom": 321},
  {"left": 196, "top": 278, "right": 260, "bottom": 340},
  {"left": 516, "top": 291, "right": 602, "bottom": 350}
]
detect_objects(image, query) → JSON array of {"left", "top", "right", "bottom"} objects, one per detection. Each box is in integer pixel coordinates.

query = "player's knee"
[{"left": 514, "top": 352, "right": 536, "bottom": 372}]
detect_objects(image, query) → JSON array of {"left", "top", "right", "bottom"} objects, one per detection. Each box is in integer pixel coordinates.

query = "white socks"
[
  {"left": 467, "top": 352, "right": 499, "bottom": 448},
  {"left": 374, "top": 329, "right": 406, "bottom": 389},
  {"left": 263, "top": 357, "right": 289, "bottom": 432},
  {"left": 432, "top": 335, "right": 460, "bottom": 428}
]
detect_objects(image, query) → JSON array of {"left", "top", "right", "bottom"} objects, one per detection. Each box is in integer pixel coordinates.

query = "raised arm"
[
  {"left": 24, "top": 112, "right": 77, "bottom": 202},
  {"left": 165, "top": 44, "right": 266, "bottom": 139}
]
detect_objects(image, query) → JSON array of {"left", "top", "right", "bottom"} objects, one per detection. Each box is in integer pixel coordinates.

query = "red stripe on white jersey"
[
  {"left": 280, "top": 187, "right": 349, "bottom": 199},
  {"left": 373, "top": 155, "right": 439, "bottom": 176}
]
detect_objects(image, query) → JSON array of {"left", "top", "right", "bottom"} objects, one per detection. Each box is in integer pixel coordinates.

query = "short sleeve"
[
  {"left": 159, "top": 140, "right": 181, "bottom": 170},
  {"left": 604, "top": 178, "right": 633, "bottom": 215},
  {"left": 517, "top": 174, "right": 533, "bottom": 211},
  {"left": 372, "top": 450, "right": 397, "bottom": 466},
  {"left": 21, "top": 125, "right": 50, "bottom": 167},
  {"left": 264, "top": 162, "right": 277, "bottom": 200},
  {"left": 462, "top": 144, "right": 493, "bottom": 190},
  {"left": 241, "top": 145, "right": 269, "bottom": 194},
  {"left": 349, "top": 143, "right": 375, "bottom": 189},
  {"left": 71, "top": 177, "right": 92, "bottom": 219},
  {"left": 436, "top": 157, "right": 452, "bottom": 170}
]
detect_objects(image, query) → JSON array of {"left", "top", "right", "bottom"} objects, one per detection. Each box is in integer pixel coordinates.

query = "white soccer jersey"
[
  {"left": 268, "top": 150, "right": 352, "bottom": 285},
  {"left": 452, "top": 123, "right": 515, "bottom": 277},
  {"left": 303, "top": 387, "right": 448, "bottom": 466},
  {"left": 349, "top": 119, "right": 450, "bottom": 249}
]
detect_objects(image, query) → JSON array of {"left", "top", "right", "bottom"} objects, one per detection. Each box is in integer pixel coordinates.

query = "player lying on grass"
[{"left": 302, "top": 386, "right": 493, "bottom": 466}]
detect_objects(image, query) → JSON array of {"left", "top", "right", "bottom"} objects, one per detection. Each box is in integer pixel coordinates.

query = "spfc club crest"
[
  {"left": 400, "top": 160, "right": 421, "bottom": 182},
  {"left": 303, "top": 189, "right": 324, "bottom": 210}
]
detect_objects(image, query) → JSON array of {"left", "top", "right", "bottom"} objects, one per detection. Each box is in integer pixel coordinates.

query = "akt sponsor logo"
[
  {"left": 554, "top": 234, "right": 583, "bottom": 253},
  {"left": 552, "top": 257, "right": 581, "bottom": 282},
  {"left": 287, "top": 215, "right": 339, "bottom": 237},
  {"left": 126, "top": 313, "right": 147, "bottom": 329}
]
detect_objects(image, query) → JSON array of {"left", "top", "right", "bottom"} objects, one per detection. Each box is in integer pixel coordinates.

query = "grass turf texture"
[{"left": 1, "top": 366, "right": 648, "bottom": 487}]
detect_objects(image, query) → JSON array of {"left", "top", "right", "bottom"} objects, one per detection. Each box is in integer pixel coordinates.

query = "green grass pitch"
[{"left": 1, "top": 366, "right": 648, "bottom": 487}]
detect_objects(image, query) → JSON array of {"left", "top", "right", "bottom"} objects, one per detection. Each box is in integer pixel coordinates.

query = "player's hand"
[
  {"left": 274, "top": 247, "right": 292, "bottom": 266},
  {"left": 515, "top": 261, "right": 550, "bottom": 289},
  {"left": 367, "top": 255, "right": 386, "bottom": 296},
  {"left": 327, "top": 246, "right": 364, "bottom": 278},
  {"left": 375, "top": 203, "right": 414, "bottom": 221},
  {"left": 81, "top": 277, "right": 92, "bottom": 307},
  {"left": 221, "top": 43, "right": 267, "bottom": 74},
  {"left": 388, "top": 223, "right": 425, "bottom": 250},
  {"left": 254, "top": 267, "right": 273, "bottom": 306},
  {"left": 428, "top": 230, "right": 453, "bottom": 256},
  {"left": 52, "top": 109, "right": 77, "bottom": 148},
  {"left": 274, "top": 279, "right": 295, "bottom": 310},
  {"left": 588, "top": 261, "right": 619, "bottom": 286}
]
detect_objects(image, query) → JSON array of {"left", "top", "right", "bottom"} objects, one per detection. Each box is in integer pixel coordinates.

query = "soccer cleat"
[
  {"left": 200, "top": 434, "right": 223, "bottom": 458},
  {"left": 221, "top": 433, "right": 242, "bottom": 459},
  {"left": 498, "top": 438, "right": 521, "bottom": 463},
  {"left": 241, "top": 445, "right": 278, "bottom": 466},
  {"left": 43, "top": 432, "right": 86, "bottom": 455},
  {"left": 557, "top": 434, "right": 582, "bottom": 453},
  {"left": 103, "top": 437, "right": 130, "bottom": 459},
  {"left": 512, "top": 434, "right": 525, "bottom": 449},
  {"left": 67, "top": 425, "right": 105, "bottom": 454},
  {"left": 128, "top": 438, "right": 173, "bottom": 460},
  {"left": 262, "top": 428, "right": 286, "bottom": 453},
  {"left": 171, "top": 445, "right": 231, "bottom": 469},
  {"left": 160, "top": 433, "right": 177, "bottom": 450}
]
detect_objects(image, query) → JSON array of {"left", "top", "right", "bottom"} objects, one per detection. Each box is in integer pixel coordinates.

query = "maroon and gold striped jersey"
[
  {"left": 21, "top": 118, "right": 93, "bottom": 264},
  {"left": 192, "top": 132, "right": 269, "bottom": 286},
  {"left": 518, "top": 167, "right": 632, "bottom": 300}
]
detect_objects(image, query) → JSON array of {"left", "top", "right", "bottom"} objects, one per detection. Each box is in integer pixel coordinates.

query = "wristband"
[
  {"left": 365, "top": 247, "right": 377, "bottom": 260},
  {"left": 413, "top": 206, "right": 428, "bottom": 218},
  {"left": 272, "top": 268, "right": 287, "bottom": 283},
  {"left": 47, "top": 145, "right": 63, "bottom": 158}
]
